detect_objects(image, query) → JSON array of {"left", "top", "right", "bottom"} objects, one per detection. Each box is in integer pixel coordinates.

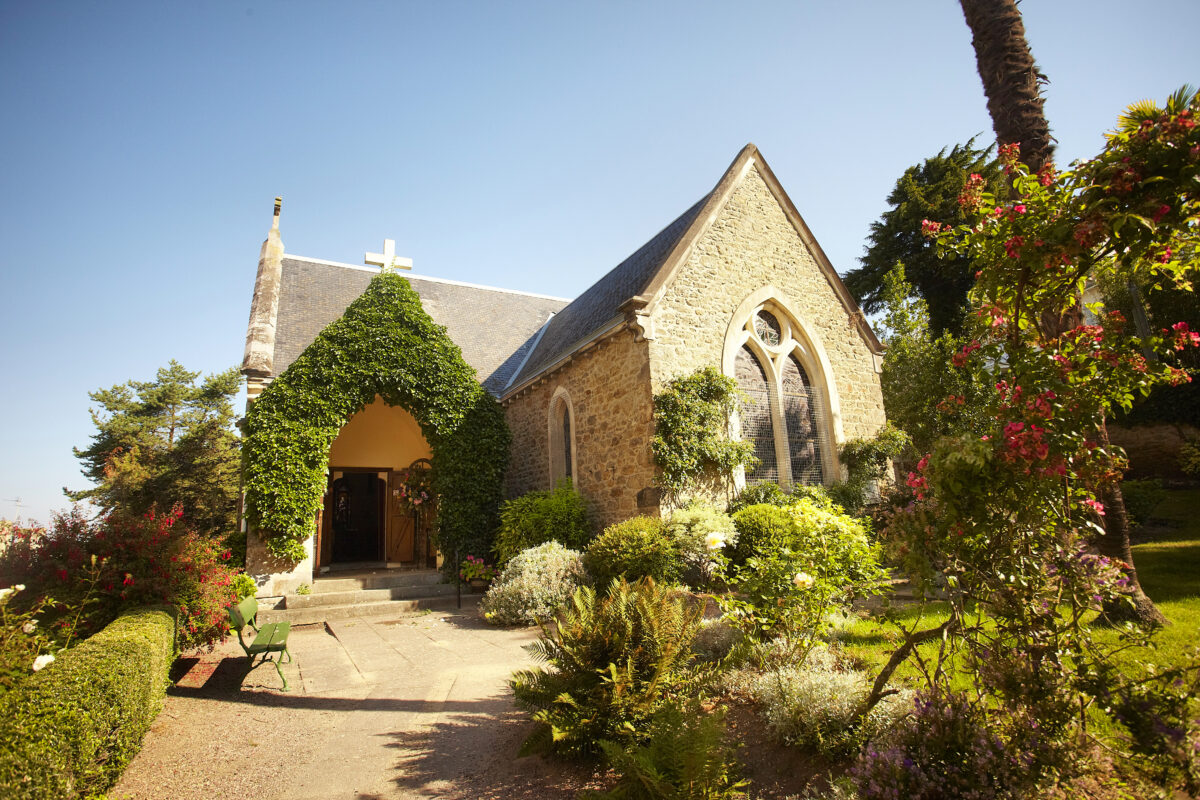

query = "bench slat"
[{"left": 248, "top": 622, "right": 290, "bottom": 654}]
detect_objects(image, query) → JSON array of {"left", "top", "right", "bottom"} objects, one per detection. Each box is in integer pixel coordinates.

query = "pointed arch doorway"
[{"left": 316, "top": 396, "right": 438, "bottom": 570}]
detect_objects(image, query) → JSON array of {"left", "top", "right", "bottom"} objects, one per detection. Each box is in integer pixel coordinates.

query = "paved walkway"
[{"left": 111, "top": 609, "right": 600, "bottom": 799}]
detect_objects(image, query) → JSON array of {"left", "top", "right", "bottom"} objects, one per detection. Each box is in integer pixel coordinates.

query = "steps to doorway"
[{"left": 259, "top": 569, "right": 478, "bottom": 625}]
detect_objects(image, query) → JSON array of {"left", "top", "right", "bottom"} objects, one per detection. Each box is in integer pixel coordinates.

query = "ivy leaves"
[
  {"left": 651, "top": 367, "right": 757, "bottom": 506},
  {"left": 242, "top": 273, "right": 510, "bottom": 563}
]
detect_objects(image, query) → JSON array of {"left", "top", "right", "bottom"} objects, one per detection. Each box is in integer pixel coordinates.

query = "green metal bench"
[{"left": 226, "top": 596, "right": 292, "bottom": 690}]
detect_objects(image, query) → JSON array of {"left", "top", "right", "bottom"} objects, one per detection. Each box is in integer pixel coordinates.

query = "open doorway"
[{"left": 326, "top": 470, "right": 385, "bottom": 565}]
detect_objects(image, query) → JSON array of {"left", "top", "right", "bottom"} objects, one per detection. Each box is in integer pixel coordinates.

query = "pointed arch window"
[
  {"left": 730, "top": 304, "right": 833, "bottom": 488},
  {"left": 735, "top": 345, "right": 778, "bottom": 484},
  {"left": 548, "top": 388, "right": 576, "bottom": 484}
]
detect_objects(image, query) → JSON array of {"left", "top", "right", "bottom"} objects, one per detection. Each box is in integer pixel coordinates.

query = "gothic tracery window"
[
  {"left": 732, "top": 303, "right": 830, "bottom": 488},
  {"left": 735, "top": 345, "right": 778, "bottom": 484}
]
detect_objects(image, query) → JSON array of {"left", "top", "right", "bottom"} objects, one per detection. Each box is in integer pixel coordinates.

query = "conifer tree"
[{"left": 66, "top": 361, "right": 241, "bottom": 537}]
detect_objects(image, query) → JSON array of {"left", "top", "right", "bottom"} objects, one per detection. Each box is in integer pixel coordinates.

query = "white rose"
[
  {"left": 22, "top": 621, "right": 37, "bottom": 635},
  {"left": 704, "top": 532, "right": 726, "bottom": 551},
  {"left": 32, "top": 653, "right": 55, "bottom": 672},
  {"left": 792, "top": 571, "right": 814, "bottom": 590}
]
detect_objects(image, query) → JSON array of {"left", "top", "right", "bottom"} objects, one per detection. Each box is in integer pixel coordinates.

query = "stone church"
[{"left": 241, "top": 144, "right": 886, "bottom": 594}]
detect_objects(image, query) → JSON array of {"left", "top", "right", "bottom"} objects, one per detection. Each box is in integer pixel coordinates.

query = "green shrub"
[
  {"left": 752, "top": 646, "right": 912, "bottom": 758},
  {"left": 0, "top": 607, "right": 176, "bottom": 799},
  {"left": 511, "top": 577, "right": 702, "bottom": 758},
  {"left": 1181, "top": 438, "right": 1200, "bottom": 478},
  {"left": 584, "top": 516, "right": 680, "bottom": 588},
  {"left": 585, "top": 700, "right": 748, "bottom": 799},
  {"left": 232, "top": 573, "right": 258, "bottom": 601},
  {"left": 1120, "top": 478, "right": 1167, "bottom": 527},
  {"left": 667, "top": 503, "right": 737, "bottom": 589},
  {"left": 728, "top": 504, "right": 797, "bottom": 567},
  {"left": 827, "top": 425, "right": 910, "bottom": 514},
  {"left": 494, "top": 481, "right": 592, "bottom": 564},
  {"left": 726, "top": 482, "right": 790, "bottom": 515},
  {"left": 481, "top": 542, "right": 586, "bottom": 626},
  {"left": 723, "top": 500, "right": 886, "bottom": 645}
]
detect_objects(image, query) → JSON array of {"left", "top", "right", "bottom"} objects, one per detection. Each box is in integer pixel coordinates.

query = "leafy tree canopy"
[
  {"left": 66, "top": 360, "right": 241, "bottom": 537},
  {"left": 845, "top": 139, "right": 1004, "bottom": 336}
]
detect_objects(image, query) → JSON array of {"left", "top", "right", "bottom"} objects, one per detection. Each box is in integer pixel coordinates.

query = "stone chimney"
[{"left": 242, "top": 197, "right": 284, "bottom": 401}]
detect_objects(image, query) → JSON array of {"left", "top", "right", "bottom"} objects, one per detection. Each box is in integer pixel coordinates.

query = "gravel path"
[{"left": 110, "top": 609, "right": 604, "bottom": 800}]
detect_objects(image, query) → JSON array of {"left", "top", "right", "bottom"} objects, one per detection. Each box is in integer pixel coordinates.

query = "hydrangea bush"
[{"left": 480, "top": 542, "right": 586, "bottom": 626}]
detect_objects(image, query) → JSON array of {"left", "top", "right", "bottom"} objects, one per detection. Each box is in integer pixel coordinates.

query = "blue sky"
[{"left": 2, "top": 1, "right": 1197, "bottom": 524}]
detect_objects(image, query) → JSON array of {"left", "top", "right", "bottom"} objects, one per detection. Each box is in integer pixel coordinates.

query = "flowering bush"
[
  {"left": 0, "top": 584, "right": 55, "bottom": 693},
  {"left": 666, "top": 502, "right": 737, "bottom": 589},
  {"left": 391, "top": 465, "right": 435, "bottom": 513},
  {"left": 481, "top": 542, "right": 586, "bottom": 626},
  {"left": 459, "top": 555, "right": 498, "bottom": 582},
  {"left": 10, "top": 506, "right": 238, "bottom": 650},
  {"left": 722, "top": 500, "right": 887, "bottom": 649},
  {"left": 865, "top": 92, "right": 1200, "bottom": 794},
  {"left": 852, "top": 692, "right": 1046, "bottom": 799}
]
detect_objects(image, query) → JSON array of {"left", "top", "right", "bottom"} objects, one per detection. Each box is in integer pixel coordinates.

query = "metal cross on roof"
[{"left": 364, "top": 239, "right": 413, "bottom": 273}]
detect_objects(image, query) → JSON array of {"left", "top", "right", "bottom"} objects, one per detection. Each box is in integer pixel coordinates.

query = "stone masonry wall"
[
  {"left": 648, "top": 164, "right": 886, "bottom": 458},
  {"left": 503, "top": 327, "right": 659, "bottom": 530}
]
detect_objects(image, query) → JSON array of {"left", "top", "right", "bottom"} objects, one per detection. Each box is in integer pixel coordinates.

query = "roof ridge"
[{"left": 282, "top": 255, "right": 572, "bottom": 301}]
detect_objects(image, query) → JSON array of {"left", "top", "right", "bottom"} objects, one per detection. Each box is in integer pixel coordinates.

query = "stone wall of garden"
[{"left": 503, "top": 327, "right": 659, "bottom": 529}]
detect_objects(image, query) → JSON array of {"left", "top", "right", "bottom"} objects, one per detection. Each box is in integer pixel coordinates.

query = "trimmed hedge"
[{"left": 0, "top": 606, "right": 176, "bottom": 799}]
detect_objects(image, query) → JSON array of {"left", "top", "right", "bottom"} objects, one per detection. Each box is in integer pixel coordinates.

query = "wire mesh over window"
[
  {"left": 754, "top": 310, "right": 782, "bottom": 347},
  {"left": 735, "top": 345, "right": 778, "bottom": 484},
  {"left": 782, "top": 355, "right": 827, "bottom": 485}
]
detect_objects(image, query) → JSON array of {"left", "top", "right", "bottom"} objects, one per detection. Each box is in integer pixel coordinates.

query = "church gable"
[{"left": 644, "top": 149, "right": 887, "bottom": 474}]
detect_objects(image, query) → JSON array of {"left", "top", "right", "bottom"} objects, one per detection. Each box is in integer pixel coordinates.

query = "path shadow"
[{"left": 372, "top": 687, "right": 604, "bottom": 799}]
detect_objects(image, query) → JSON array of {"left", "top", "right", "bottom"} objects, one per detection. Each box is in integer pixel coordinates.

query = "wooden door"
[{"left": 387, "top": 471, "right": 415, "bottom": 562}]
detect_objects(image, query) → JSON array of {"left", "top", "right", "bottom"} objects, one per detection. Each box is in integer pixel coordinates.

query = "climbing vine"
[
  {"left": 651, "top": 367, "right": 757, "bottom": 506},
  {"left": 241, "top": 273, "right": 511, "bottom": 565}
]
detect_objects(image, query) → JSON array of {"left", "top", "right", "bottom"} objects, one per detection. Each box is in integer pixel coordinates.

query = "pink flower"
[{"left": 1081, "top": 498, "right": 1105, "bottom": 516}]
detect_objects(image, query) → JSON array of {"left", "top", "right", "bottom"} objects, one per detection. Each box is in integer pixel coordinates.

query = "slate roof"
[
  {"left": 503, "top": 194, "right": 712, "bottom": 390},
  {"left": 272, "top": 257, "right": 568, "bottom": 395}
]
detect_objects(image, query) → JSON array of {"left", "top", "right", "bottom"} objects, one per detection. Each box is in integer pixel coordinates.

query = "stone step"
[
  {"left": 286, "top": 581, "right": 459, "bottom": 608},
  {"left": 311, "top": 570, "right": 445, "bottom": 593},
  {"left": 260, "top": 593, "right": 480, "bottom": 626}
]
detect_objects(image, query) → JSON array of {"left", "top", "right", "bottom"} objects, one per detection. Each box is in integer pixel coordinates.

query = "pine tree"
[
  {"left": 66, "top": 361, "right": 241, "bottom": 537},
  {"left": 845, "top": 140, "right": 1004, "bottom": 336}
]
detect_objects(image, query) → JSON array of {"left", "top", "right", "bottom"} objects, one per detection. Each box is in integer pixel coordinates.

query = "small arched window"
[{"left": 548, "top": 389, "right": 576, "bottom": 484}]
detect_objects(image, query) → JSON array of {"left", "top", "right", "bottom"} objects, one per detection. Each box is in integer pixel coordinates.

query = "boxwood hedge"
[{"left": 0, "top": 606, "right": 176, "bottom": 799}]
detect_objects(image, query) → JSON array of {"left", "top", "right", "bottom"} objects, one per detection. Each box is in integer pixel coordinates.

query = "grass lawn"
[{"left": 837, "top": 487, "right": 1200, "bottom": 686}]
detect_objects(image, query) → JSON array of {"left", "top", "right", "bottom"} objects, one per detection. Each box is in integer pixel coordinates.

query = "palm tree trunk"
[
  {"left": 959, "top": 0, "right": 1163, "bottom": 626},
  {"left": 1094, "top": 423, "right": 1167, "bottom": 626},
  {"left": 958, "top": 0, "right": 1055, "bottom": 173}
]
